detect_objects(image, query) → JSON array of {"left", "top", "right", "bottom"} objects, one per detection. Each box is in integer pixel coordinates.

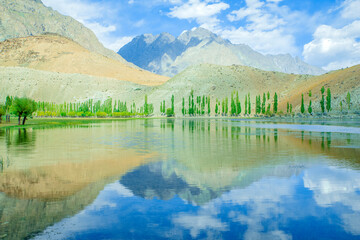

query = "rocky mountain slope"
[
  {"left": 0, "top": 35, "right": 169, "bottom": 86},
  {"left": 119, "top": 27, "right": 325, "bottom": 77},
  {"left": 0, "top": 0, "right": 127, "bottom": 64}
]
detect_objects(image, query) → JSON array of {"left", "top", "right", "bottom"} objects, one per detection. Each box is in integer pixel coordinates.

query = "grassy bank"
[{"left": 0, "top": 117, "right": 154, "bottom": 129}]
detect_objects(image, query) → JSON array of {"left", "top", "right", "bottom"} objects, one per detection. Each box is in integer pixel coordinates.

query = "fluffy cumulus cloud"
[
  {"left": 168, "top": 0, "right": 230, "bottom": 32},
  {"left": 303, "top": 0, "right": 360, "bottom": 70},
  {"left": 222, "top": 0, "right": 298, "bottom": 55}
]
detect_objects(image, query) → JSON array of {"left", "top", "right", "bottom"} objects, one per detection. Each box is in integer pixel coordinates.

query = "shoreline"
[{"left": 1, "top": 114, "right": 360, "bottom": 129}]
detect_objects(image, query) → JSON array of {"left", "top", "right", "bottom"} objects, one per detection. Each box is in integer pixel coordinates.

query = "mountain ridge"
[
  {"left": 118, "top": 27, "right": 325, "bottom": 77},
  {"left": 0, "top": 0, "right": 129, "bottom": 65}
]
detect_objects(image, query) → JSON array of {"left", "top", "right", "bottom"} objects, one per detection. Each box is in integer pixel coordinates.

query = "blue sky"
[{"left": 41, "top": 0, "right": 360, "bottom": 70}]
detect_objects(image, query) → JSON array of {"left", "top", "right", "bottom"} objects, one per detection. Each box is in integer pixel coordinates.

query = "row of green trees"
[
  {"left": 299, "top": 87, "right": 352, "bottom": 115},
  {"left": 34, "top": 95, "right": 153, "bottom": 118},
  {"left": 0, "top": 95, "right": 155, "bottom": 125},
  {"left": 1, "top": 89, "right": 354, "bottom": 123}
]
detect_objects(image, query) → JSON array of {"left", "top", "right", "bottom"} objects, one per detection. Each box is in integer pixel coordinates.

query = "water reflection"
[
  {"left": 0, "top": 119, "right": 359, "bottom": 239},
  {"left": 34, "top": 163, "right": 360, "bottom": 240}
]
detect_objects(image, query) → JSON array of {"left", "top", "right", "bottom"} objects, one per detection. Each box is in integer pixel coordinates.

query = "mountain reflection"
[{"left": 0, "top": 119, "right": 359, "bottom": 240}]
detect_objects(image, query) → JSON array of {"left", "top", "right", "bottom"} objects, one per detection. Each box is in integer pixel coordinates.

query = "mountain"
[
  {"left": 0, "top": 34, "right": 169, "bottom": 86},
  {"left": 0, "top": 0, "right": 127, "bottom": 64},
  {"left": 118, "top": 27, "right": 325, "bottom": 77},
  {"left": 3, "top": 63, "right": 358, "bottom": 115}
]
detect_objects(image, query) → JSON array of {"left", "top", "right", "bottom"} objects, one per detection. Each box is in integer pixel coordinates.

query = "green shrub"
[
  {"left": 85, "top": 112, "right": 94, "bottom": 117},
  {"left": 112, "top": 112, "right": 135, "bottom": 118},
  {"left": 166, "top": 108, "right": 174, "bottom": 117},
  {"left": 96, "top": 112, "right": 107, "bottom": 118},
  {"left": 76, "top": 112, "right": 84, "bottom": 117},
  {"left": 67, "top": 111, "right": 76, "bottom": 117}
]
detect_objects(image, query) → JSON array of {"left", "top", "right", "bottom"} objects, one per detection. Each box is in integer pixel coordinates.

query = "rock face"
[
  {"left": 119, "top": 27, "right": 325, "bottom": 76},
  {"left": 0, "top": 0, "right": 127, "bottom": 64}
]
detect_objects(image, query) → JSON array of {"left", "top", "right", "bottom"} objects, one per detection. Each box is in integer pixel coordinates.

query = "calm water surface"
[{"left": 0, "top": 119, "right": 359, "bottom": 240}]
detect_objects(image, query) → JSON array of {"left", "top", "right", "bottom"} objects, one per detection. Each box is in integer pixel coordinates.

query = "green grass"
[{"left": 0, "top": 117, "right": 155, "bottom": 129}]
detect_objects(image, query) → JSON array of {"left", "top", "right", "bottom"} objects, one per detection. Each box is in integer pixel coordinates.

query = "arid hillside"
[
  {"left": 1, "top": 63, "right": 358, "bottom": 115},
  {"left": 0, "top": 35, "right": 169, "bottom": 86},
  {"left": 279, "top": 65, "right": 360, "bottom": 112}
]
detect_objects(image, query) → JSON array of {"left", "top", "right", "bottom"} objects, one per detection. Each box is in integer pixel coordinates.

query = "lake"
[{"left": 0, "top": 119, "right": 359, "bottom": 240}]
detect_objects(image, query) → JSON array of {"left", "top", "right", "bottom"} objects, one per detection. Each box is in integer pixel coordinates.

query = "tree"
[
  {"left": 245, "top": 96, "right": 248, "bottom": 115},
  {"left": 182, "top": 98, "right": 185, "bottom": 115},
  {"left": 215, "top": 101, "right": 219, "bottom": 115},
  {"left": 346, "top": 92, "right": 351, "bottom": 110},
  {"left": 5, "top": 96, "right": 13, "bottom": 112},
  {"left": 309, "top": 90, "right": 312, "bottom": 97},
  {"left": 144, "top": 95, "right": 148, "bottom": 115},
  {"left": 273, "top": 93, "right": 278, "bottom": 114},
  {"left": 0, "top": 104, "right": 5, "bottom": 123},
  {"left": 166, "top": 108, "right": 174, "bottom": 117},
  {"left": 236, "top": 92, "right": 240, "bottom": 115},
  {"left": 262, "top": 93, "right": 266, "bottom": 114},
  {"left": 171, "top": 95, "right": 175, "bottom": 115},
  {"left": 207, "top": 96, "right": 211, "bottom": 115},
  {"left": 11, "top": 97, "right": 37, "bottom": 125},
  {"left": 290, "top": 104, "right": 292, "bottom": 113},
  {"left": 340, "top": 101, "right": 343, "bottom": 112},
  {"left": 287, "top": 102, "right": 289, "bottom": 113},
  {"left": 320, "top": 86, "right": 325, "bottom": 113},
  {"left": 267, "top": 91, "right": 270, "bottom": 100},
  {"left": 301, "top": 94, "right": 305, "bottom": 114},
  {"left": 248, "top": 94, "right": 251, "bottom": 115},
  {"left": 326, "top": 88, "right": 331, "bottom": 112},
  {"left": 308, "top": 100, "right": 313, "bottom": 114}
]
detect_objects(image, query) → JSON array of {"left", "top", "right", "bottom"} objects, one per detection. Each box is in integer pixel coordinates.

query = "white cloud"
[
  {"left": 173, "top": 213, "right": 228, "bottom": 238},
  {"left": 42, "top": 0, "right": 103, "bottom": 22},
  {"left": 303, "top": 166, "right": 360, "bottom": 235},
  {"left": 222, "top": 0, "right": 298, "bottom": 55},
  {"left": 168, "top": 0, "right": 230, "bottom": 32},
  {"left": 341, "top": 0, "right": 360, "bottom": 20},
  {"left": 303, "top": 20, "right": 360, "bottom": 70},
  {"left": 221, "top": 27, "right": 296, "bottom": 55},
  {"left": 106, "top": 36, "right": 134, "bottom": 52},
  {"left": 42, "top": 0, "right": 120, "bottom": 51}
]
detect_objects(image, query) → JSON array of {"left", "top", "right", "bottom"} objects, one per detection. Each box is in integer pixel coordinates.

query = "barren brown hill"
[
  {"left": 279, "top": 65, "right": 360, "bottom": 112},
  {"left": 0, "top": 34, "right": 169, "bottom": 86}
]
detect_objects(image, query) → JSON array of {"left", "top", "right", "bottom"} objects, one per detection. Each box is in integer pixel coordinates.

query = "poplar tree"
[
  {"left": 245, "top": 96, "right": 248, "bottom": 115},
  {"left": 182, "top": 98, "right": 185, "bottom": 115},
  {"left": 236, "top": 91, "right": 240, "bottom": 115},
  {"left": 248, "top": 93, "right": 251, "bottom": 115},
  {"left": 262, "top": 93, "right": 266, "bottom": 114},
  {"left": 308, "top": 100, "right": 313, "bottom": 114},
  {"left": 171, "top": 95, "right": 175, "bottom": 115},
  {"left": 320, "top": 86, "right": 325, "bottom": 113},
  {"left": 215, "top": 100, "right": 219, "bottom": 115},
  {"left": 340, "top": 101, "right": 343, "bottom": 112},
  {"left": 346, "top": 92, "right": 351, "bottom": 110},
  {"left": 207, "top": 96, "right": 211, "bottom": 115},
  {"left": 287, "top": 102, "right": 289, "bottom": 113},
  {"left": 301, "top": 94, "right": 305, "bottom": 114},
  {"left": 273, "top": 92, "right": 278, "bottom": 114},
  {"left": 326, "top": 88, "right": 331, "bottom": 112}
]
